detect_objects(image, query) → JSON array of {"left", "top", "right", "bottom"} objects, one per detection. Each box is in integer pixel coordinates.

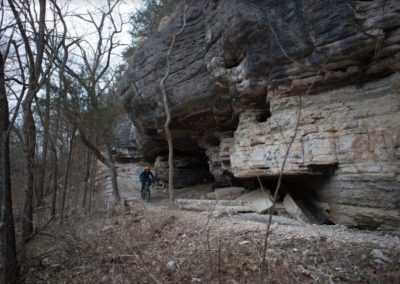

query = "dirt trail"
[
  {"left": 139, "top": 184, "right": 400, "bottom": 248},
  {"left": 125, "top": 181, "right": 400, "bottom": 260}
]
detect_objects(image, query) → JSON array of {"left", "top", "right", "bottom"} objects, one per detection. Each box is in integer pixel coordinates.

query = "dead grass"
[{"left": 23, "top": 205, "right": 400, "bottom": 284}]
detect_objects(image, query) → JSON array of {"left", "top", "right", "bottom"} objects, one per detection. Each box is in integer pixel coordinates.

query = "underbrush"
[{"left": 24, "top": 205, "right": 400, "bottom": 283}]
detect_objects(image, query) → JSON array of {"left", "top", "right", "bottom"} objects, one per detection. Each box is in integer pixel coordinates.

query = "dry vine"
[
  {"left": 255, "top": 8, "right": 336, "bottom": 282},
  {"left": 259, "top": 70, "right": 321, "bottom": 282}
]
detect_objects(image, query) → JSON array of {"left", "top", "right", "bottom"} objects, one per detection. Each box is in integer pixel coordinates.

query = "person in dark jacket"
[{"left": 139, "top": 166, "right": 154, "bottom": 192}]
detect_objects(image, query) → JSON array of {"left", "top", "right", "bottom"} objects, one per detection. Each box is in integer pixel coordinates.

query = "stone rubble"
[{"left": 370, "top": 248, "right": 392, "bottom": 263}]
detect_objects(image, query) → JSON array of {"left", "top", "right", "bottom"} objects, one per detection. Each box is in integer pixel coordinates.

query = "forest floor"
[{"left": 23, "top": 186, "right": 400, "bottom": 283}]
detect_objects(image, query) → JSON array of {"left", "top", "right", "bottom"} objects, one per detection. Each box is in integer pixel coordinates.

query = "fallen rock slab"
[
  {"left": 235, "top": 189, "right": 273, "bottom": 213},
  {"left": 207, "top": 187, "right": 245, "bottom": 200},
  {"left": 283, "top": 194, "right": 312, "bottom": 223},
  {"left": 213, "top": 205, "right": 255, "bottom": 217},
  {"left": 176, "top": 198, "right": 246, "bottom": 212},
  {"left": 176, "top": 199, "right": 255, "bottom": 217},
  {"left": 238, "top": 213, "right": 304, "bottom": 226}
]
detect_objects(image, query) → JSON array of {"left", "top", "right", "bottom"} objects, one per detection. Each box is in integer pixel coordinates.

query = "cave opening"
[
  {"left": 255, "top": 102, "right": 271, "bottom": 122},
  {"left": 201, "top": 134, "right": 220, "bottom": 147},
  {"left": 241, "top": 174, "right": 335, "bottom": 225},
  {"left": 282, "top": 175, "right": 334, "bottom": 224},
  {"left": 153, "top": 148, "right": 214, "bottom": 189}
]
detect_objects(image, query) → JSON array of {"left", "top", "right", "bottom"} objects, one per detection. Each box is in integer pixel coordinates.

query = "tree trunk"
[
  {"left": 44, "top": 171, "right": 52, "bottom": 197},
  {"left": 73, "top": 147, "right": 80, "bottom": 213},
  {"left": 50, "top": 95, "right": 61, "bottom": 219},
  {"left": 50, "top": 149, "right": 58, "bottom": 219},
  {"left": 60, "top": 131, "right": 75, "bottom": 219},
  {"left": 106, "top": 144, "right": 121, "bottom": 206},
  {"left": 165, "top": 124, "right": 174, "bottom": 202},
  {"left": 0, "top": 128, "right": 20, "bottom": 284},
  {"left": 0, "top": 52, "right": 19, "bottom": 283},
  {"left": 81, "top": 149, "right": 91, "bottom": 210},
  {"left": 21, "top": 101, "right": 36, "bottom": 240},
  {"left": 8, "top": 0, "right": 47, "bottom": 242},
  {"left": 0, "top": 51, "right": 20, "bottom": 283},
  {"left": 78, "top": 129, "right": 121, "bottom": 208},
  {"left": 88, "top": 159, "right": 97, "bottom": 213},
  {"left": 36, "top": 80, "right": 51, "bottom": 207}
]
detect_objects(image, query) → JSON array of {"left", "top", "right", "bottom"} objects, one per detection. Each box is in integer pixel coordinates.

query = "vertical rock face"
[
  {"left": 231, "top": 74, "right": 400, "bottom": 229},
  {"left": 112, "top": 112, "right": 143, "bottom": 162},
  {"left": 118, "top": 0, "right": 400, "bottom": 229}
]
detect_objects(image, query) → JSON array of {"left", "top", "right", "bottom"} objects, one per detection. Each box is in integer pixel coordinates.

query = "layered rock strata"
[
  {"left": 231, "top": 73, "right": 400, "bottom": 229},
  {"left": 112, "top": 112, "right": 142, "bottom": 162},
  {"left": 118, "top": 0, "right": 400, "bottom": 228}
]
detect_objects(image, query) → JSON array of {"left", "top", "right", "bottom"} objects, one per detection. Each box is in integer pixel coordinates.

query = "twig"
[
  {"left": 218, "top": 238, "right": 222, "bottom": 284},
  {"left": 278, "top": 124, "right": 289, "bottom": 152},
  {"left": 134, "top": 248, "right": 164, "bottom": 284},
  {"left": 264, "top": 8, "right": 312, "bottom": 72},
  {"left": 32, "top": 245, "right": 66, "bottom": 262},
  {"left": 23, "top": 216, "right": 55, "bottom": 244},
  {"left": 206, "top": 231, "right": 214, "bottom": 277},
  {"left": 32, "top": 231, "right": 80, "bottom": 248}
]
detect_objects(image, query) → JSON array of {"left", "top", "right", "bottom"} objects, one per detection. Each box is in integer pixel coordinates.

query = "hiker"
[{"left": 139, "top": 166, "right": 155, "bottom": 193}]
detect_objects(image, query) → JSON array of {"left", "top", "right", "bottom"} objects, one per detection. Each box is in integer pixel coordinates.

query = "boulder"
[
  {"left": 283, "top": 194, "right": 311, "bottom": 224},
  {"left": 370, "top": 249, "right": 392, "bottom": 263},
  {"left": 235, "top": 189, "right": 273, "bottom": 214}
]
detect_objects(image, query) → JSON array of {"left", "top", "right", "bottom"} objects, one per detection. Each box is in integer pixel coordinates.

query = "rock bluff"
[{"left": 118, "top": 0, "right": 400, "bottom": 229}]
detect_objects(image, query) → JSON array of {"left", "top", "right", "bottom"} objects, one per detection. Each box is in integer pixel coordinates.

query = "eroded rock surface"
[
  {"left": 112, "top": 112, "right": 142, "bottom": 162},
  {"left": 118, "top": 0, "right": 400, "bottom": 229}
]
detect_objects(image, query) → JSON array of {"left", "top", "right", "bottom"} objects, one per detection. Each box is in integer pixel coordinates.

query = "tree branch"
[{"left": 78, "top": 127, "right": 111, "bottom": 168}]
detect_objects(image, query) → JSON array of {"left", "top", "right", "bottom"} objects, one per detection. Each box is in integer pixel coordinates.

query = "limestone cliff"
[{"left": 118, "top": 0, "right": 400, "bottom": 229}]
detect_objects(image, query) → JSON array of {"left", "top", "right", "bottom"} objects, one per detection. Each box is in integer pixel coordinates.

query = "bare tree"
[
  {"left": 0, "top": 48, "right": 20, "bottom": 284},
  {"left": 159, "top": 1, "right": 187, "bottom": 204},
  {"left": 59, "top": 0, "right": 126, "bottom": 207},
  {"left": 50, "top": 93, "right": 61, "bottom": 218},
  {"left": 8, "top": 0, "right": 66, "bottom": 241},
  {"left": 81, "top": 148, "right": 93, "bottom": 210},
  {"left": 34, "top": 79, "right": 52, "bottom": 208},
  {"left": 0, "top": 1, "right": 20, "bottom": 281},
  {"left": 60, "top": 122, "right": 76, "bottom": 219}
]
